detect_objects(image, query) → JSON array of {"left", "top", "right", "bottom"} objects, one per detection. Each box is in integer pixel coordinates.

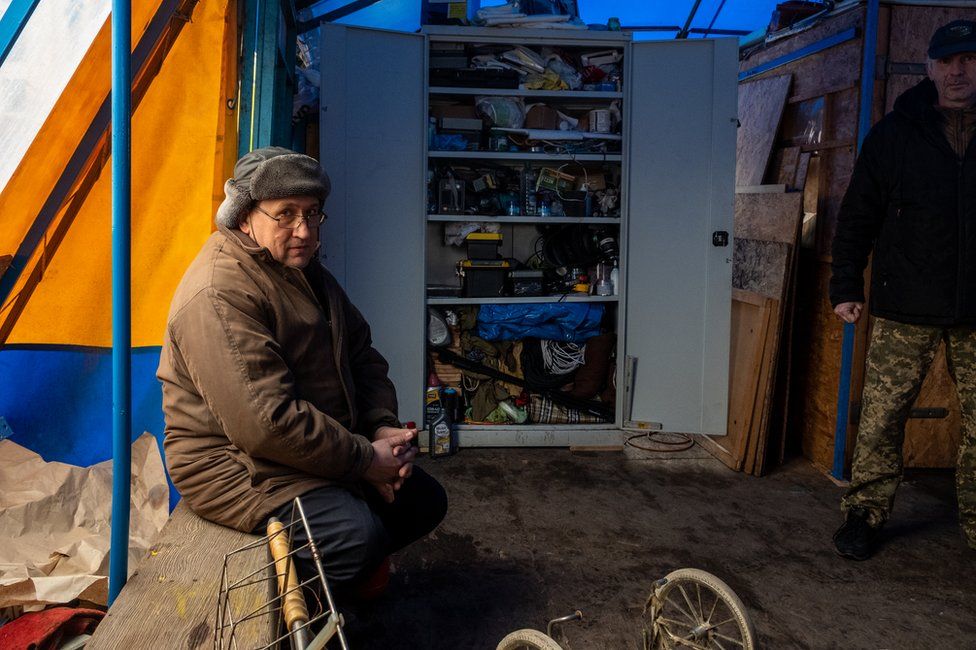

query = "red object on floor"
[
  {"left": 352, "top": 556, "right": 391, "bottom": 601},
  {"left": 0, "top": 606, "right": 104, "bottom": 650}
]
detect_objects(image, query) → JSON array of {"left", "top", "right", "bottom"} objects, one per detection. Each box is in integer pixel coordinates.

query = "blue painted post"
[
  {"left": 832, "top": 0, "right": 880, "bottom": 481},
  {"left": 109, "top": 0, "right": 132, "bottom": 605},
  {"left": 0, "top": 0, "right": 41, "bottom": 66}
]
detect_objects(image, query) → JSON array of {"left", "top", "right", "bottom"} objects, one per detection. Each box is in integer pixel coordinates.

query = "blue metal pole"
[
  {"left": 0, "top": 0, "right": 41, "bottom": 67},
  {"left": 832, "top": 0, "right": 880, "bottom": 481},
  {"left": 832, "top": 322, "right": 857, "bottom": 478},
  {"left": 109, "top": 0, "right": 132, "bottom": 605}
]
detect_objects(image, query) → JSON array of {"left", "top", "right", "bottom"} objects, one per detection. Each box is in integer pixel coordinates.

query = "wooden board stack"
[{"left": 699, "top": 191, "right": 803, "bottom": 475}]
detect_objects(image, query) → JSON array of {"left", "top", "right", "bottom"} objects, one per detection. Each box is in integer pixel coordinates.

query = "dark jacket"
[
  {"left": 157, "top": 226, "right": 399, "bottom": 532},
  {"left": 830, "top": 78, "right": 976, "bottom": 325}
]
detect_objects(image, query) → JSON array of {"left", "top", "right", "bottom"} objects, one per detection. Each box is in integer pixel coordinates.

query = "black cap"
[{"left": 929, "top": 20, "right": 976, "bottom": 59}]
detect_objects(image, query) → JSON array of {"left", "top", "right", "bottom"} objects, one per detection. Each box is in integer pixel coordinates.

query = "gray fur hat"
[{"left": 215, "top": 146, "right": 331, "bottom": 228}]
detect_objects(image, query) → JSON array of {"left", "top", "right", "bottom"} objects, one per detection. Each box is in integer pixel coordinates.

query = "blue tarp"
[{"left": 476, "top": 303, "right": 604, "bottom": 342}]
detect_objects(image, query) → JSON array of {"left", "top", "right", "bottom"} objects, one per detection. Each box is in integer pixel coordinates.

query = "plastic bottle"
[
  {"left": 424, "top": 371, "right": 442, "bottom": 430},
  {"left": 430, "top": 388, "right": 457, "bottom": 458}
]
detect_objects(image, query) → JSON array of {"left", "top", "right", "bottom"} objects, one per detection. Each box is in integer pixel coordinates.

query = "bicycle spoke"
[
  {"left": 708, "top": 617, "right": 736, "bottom": 630},
  {"left": 696, "top": 584, "right": 704, "bottom": 622},
  {"left": 663, "top": 595, "right": 697, "bottom": 625},
  {"left": 712, "top": 638, "right": 727, "bottom": 650},
  {"left": 712, "top": 632, "right": 745, "bottom": 646},
  {"left": 705, "top": 593, "right": 718, "bottom": 625},
  {"left": 658, "top": 616, "right": 695, "bottom": 630},
  {"left": 677, "top": 585, "right": 702, "bottom": 625}
]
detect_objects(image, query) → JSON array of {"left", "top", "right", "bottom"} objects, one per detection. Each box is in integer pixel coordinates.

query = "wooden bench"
[{"left": 86, "top": 502, "right": 276, "bottom": 649}]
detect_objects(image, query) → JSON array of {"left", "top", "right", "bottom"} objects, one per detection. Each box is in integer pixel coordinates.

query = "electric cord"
[
  {"left": 541, "top": 340, "right": 585, "bottom": 375},
  {"left": 624, "top": 431, "right": 695, "bottom": 453}
]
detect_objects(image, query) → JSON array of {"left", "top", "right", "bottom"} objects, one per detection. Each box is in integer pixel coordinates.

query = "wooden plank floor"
[{"left": 87, "top": 502, "right": 276, "bottom": 649}]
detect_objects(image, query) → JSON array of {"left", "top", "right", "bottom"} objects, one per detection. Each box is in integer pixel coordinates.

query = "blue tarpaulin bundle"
[{"left": 476, "top": 303, "right": 604, "bottom": 342}]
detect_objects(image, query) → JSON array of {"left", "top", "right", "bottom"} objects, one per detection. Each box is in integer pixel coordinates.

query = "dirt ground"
[{"left": 352, "top": 445, "right": 975, "bottom": 649}]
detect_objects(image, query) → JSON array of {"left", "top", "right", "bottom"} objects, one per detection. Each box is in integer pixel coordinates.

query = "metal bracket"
[{"left": 875, "top": 55, "right": 926, "bottom": 80}]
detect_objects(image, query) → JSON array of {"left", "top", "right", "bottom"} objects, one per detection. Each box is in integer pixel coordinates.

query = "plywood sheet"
[
  {"left": 733, "top": 239, "right": 790, "bottom": 299},
  {"left": 815, "top": 145, "right": 856, "bottom": 256},
  {"left": 698, "top": 290, "right": 777, "bottom": 472},
  {"left": 773, "top": 146, "right": 801, "bottom": 187},
  {"left": 792, "top": 258, "right": 843, "bottom": 472},
  {"left": 735, "top": 192, "right": 804, "bottom": 244},
  {"left": 737, "top": 74, "right": 793, "bottom": 187}
]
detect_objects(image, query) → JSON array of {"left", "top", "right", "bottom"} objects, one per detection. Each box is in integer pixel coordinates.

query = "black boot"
[{"left": 833, "top": 507, "right": 881, "bottom": 561}]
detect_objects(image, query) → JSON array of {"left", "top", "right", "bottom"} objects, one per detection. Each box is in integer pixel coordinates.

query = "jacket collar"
[
  {"left": 894, "top": 78, "right": 941, "bottom": 124},
  {"left": 218, "top": 223, "right": 277, "bottom": 265}
]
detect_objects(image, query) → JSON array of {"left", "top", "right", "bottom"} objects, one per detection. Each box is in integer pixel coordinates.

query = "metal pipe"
[
  {"left": 832, "top": 0, "right": 880, "bottom": 481},
  {"left": 108, "top": 0, "right": 132, "bottom": 605},
  {"left": 703, "top": 0, "right": 728, "bottom": 38},
  {"left": 677, "top": 0, "right": 704, "bottom": 39}
]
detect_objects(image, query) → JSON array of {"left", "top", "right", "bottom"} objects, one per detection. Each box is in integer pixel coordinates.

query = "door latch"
[{"left": 712, "top": 231, "right": 729, "bottom": 247}]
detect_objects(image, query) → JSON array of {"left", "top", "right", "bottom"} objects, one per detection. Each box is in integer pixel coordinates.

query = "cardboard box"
[{"left": 525, "top": 105, "right": 559, "bottom": 130}]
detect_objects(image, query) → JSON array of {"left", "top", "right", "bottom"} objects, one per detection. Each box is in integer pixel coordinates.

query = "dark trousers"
[{"left": 269, "top": 467, "right": 447, "bottom": 592}]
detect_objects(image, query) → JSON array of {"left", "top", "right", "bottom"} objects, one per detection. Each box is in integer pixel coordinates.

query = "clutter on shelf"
[
  {"left": 472, "top": 1, "right": 587, "bottom": 30},
  {"left": 430, "top": 41, "right": 623, "bottom": 93},
  {"left": 425, "top": 305, "right": 616, "bottom": 427},
  {"left": 429, "top": 163, "right": 620, "bottom": 219}
]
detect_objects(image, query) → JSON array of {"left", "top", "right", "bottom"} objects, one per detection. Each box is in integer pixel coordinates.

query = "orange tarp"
[{"left": 2, "top": 0, "right": 236, "bottom": 347}]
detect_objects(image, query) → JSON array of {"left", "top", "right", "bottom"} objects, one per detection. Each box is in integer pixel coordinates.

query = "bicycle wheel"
[
  {"left": 646, "top": 568, "right": 756, "bottom": 650},
  {"left": 496, "top": 628, "right": 564, "bottom": 650}
]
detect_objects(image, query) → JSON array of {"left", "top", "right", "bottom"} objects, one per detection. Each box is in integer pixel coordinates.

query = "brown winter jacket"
[{"left": 157, "top": 225, "right": 400, "bottom": 532}]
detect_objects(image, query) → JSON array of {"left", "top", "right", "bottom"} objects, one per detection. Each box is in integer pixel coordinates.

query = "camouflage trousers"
[{"left": 841, "top": 317, "right": 976, "bottom": 547}]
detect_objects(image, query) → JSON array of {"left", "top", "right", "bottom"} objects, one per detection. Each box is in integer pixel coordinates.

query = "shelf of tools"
[{"left": 424, "top": 32, "right": 626, "bottom": 438}]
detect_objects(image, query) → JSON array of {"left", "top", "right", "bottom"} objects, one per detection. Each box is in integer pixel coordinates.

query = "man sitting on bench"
[{"left": 157, "top": 147, "right": 447, "bottom": 597}]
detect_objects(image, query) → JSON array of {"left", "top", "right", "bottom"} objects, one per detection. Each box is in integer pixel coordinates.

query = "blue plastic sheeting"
[
  {"left": 476, "top": 303, "right": 604, "bottom": 342},
  {"left": 304, "top": 0, "right": 787, "bottom": 38},
  {"left": 576, "top": 0, "right": 782, "bottom": 36},
  {"left": 0, "top": 345, "right": 177, "bottom": 508}
]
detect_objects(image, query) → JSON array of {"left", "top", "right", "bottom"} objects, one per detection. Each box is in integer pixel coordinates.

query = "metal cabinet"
[{"left": 321, "top": 24, "right": 737, "bottom": 441}]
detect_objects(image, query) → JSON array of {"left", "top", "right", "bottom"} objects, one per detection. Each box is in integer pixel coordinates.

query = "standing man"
[
  {"left": 830, "top": 20, "right": 976, "bottom": 560},
  {"left": 158, "top": 147, "right": 447, "bottom": 592}
]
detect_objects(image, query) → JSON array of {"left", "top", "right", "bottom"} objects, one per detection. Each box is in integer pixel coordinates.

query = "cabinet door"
[
  {"left": 624, "top": 38, "right": 737, "bottom": 435},
  {"left": 320, "top": 24, "right": 426, "bottom": 426}
]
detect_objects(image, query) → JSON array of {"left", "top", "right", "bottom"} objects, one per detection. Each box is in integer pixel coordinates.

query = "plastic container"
[
  {"left": 465, "top": 232, "right": 502, "bottom": 259},
  {"left": 430, "top": 388, "right": 459, "bottom": 458},
  {"left": 459, "top": 260, "right": 510, "bottom": 297}
]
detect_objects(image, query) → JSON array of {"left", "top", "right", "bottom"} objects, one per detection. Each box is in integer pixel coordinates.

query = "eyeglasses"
[{"left": 252, "top": 204, "right": 326, "bottom": 229}]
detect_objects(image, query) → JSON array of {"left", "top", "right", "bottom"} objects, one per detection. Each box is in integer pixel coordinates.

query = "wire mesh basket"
[{"left": 214, "top": 497, "right": 349, "bottom": 650}]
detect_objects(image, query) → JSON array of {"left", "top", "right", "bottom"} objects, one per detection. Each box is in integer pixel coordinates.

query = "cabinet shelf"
[
  {"left": 429, "top": 151, "right": 621, "bottom": 162},
  {"left": 427, "top": 295, "right": 619, "bottom": 305},
  {"left": 427, "top": 214, "right": 620, "bottom": 224},
  {"left": 429, "top": 86, "right": 623, "bottom": 100}
]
